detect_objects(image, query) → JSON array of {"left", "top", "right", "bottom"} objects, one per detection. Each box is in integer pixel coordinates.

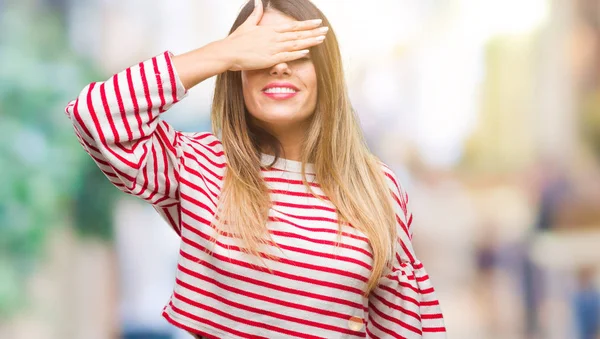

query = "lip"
[
  {"left": 263, "top": 92, "right": 298, "bottom": 100},
  {"left": 261, "top": 81, "right": 300, "bottom": 100},
  {"left": 261, "top": 82, "right": 300, "bottom": 91}
]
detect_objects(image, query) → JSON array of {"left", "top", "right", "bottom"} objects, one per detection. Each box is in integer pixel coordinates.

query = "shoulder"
[
  {"left": 377, "top": 160, "right": 404, "bottom": 195},
  {"left": 377, "top": 159, "right": 410, "bottom": 215}
]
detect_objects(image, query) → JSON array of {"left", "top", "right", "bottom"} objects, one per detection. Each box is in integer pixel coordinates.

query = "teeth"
[{"left": 264, "top": 87, "right": 297, "bottom": 94}]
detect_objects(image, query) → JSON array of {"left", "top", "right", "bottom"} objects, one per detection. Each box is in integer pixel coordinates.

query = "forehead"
[{"left": 257, "top": 9, "right": 296, "bottom": 26}]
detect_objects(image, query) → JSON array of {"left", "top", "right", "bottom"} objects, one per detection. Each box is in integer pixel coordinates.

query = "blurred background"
[{"left": 1, "top": 0, "right": 600, "bottom": 338}]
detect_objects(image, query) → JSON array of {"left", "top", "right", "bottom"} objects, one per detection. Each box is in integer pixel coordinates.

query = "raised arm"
[
  {"left": 64, "top": 48, "right": 231, "bottom": 234},
  {"left": 65, "top": 46, "right": 227, "bottom": 198},
  {"left": 65, "top": 51, "right": 186, "bottom": 206}
]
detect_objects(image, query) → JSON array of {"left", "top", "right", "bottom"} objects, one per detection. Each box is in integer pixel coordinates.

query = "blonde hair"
[{"left": 210, "top": 0, "right": 397, "bottom": 297}]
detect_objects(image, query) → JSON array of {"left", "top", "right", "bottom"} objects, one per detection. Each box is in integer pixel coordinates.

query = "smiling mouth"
[
  {"left": 263, "top": 87, "right": 299, "bottom": 94},
  {"left": 262, "top": 88, "right": 299, "bottom": 100}
]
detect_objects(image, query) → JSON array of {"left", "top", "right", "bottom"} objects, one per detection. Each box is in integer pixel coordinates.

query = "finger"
[
  {"left": 277, "top": 26, "right": 329, "bottom": 42},
  {"left": 243, "top": 0, "right": 264, "bottom": 26},
  {"left": 273, "top": 49, "right": 311, "bottom": 64},
  {"left": 277, "top": 35, "right": 326, "bottom": 53},
  {"left": 274, "top": 18, "right": 323, "bottom": 33}
]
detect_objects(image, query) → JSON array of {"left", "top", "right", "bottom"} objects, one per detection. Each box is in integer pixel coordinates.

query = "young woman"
[{"left": 64, "top": 0, "right": 447, "bottom": 338}]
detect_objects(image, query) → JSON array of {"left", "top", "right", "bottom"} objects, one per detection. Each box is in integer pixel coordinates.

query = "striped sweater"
[{"left": 64, "top": 51, "right": 447, "bottom": 339}]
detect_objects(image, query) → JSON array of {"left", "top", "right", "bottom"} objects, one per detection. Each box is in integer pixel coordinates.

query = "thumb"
[{"left": 244, "top": 0, "right": 264, "bottom": 26}]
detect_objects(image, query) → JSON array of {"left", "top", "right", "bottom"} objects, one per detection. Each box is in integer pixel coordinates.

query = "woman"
[{"left": 65, "top": 0, "right": 447, "bottom": 338}]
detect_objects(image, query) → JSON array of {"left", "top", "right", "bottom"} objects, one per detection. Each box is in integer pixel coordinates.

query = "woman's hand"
[
  {"left": 221, "top": 0, "right": 329, "bottom": 71},
  {"left": 171, "top": 0, "right": 328, "bottom": 89}
]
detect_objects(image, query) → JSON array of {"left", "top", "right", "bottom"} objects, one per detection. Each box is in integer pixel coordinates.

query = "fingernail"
[
  {"left": 300, "top": 49, "right": 310, "bottom": 54},
  {"left": 315, "top": 35, "right": 326, "bottom": 41},
  {"left": 318, "top": 26, "right": 329, "bottom": 33},
  {"left": 310, "top": 19, "right": 323, "bottom": 25}
]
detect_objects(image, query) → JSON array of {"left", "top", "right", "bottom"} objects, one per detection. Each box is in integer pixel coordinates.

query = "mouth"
[{"left": 262, "top": 86, "right": 300, "bottom": 100}]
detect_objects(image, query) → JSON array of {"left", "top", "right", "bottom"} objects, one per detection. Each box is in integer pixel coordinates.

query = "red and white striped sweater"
[{"left": 64, "top": 51, "right": 447, "bottom": 339}]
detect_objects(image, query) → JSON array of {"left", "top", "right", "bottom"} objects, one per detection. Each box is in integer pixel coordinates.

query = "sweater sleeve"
[
  {"left": 365, "top": 168, "right": 447, "bottom": 338},
  {"left": 65, "top": 51, "right": 188, "bottom": 217}
]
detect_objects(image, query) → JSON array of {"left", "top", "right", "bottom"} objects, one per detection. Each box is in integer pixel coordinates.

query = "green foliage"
[
  {"left": 0, "top": 4, "right": 118, "bottom": 317},
  {"left": 73, "top": 162, "right": 118, "bottom": 240}
]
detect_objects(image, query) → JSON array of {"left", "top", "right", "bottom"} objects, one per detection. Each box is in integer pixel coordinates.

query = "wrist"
[
  {"left": 209, "top": 39, "right": 237, "bottom": 72},
  {"left": 171, "top": 40, "right": 234, "bottom": 89}
]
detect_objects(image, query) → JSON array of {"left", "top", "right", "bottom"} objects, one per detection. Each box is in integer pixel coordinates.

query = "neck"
[
  {"left": 265, "top": 129, "right": 304, "bottom": 161},
  {"left": 255, "top": 120, "right": 310, "bottom": 162}
]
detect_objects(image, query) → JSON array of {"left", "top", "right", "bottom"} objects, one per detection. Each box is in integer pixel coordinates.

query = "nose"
[{"left": 269, "top": 62, "right": 292, "bottom": 76}]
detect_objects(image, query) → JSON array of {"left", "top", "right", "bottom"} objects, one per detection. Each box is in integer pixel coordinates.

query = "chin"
[
  {"left": 254, "top": 109, "right": 313, "bottom": 129},
  {"left": 260, "top": 115, "right": 305, "bottom": 126}
]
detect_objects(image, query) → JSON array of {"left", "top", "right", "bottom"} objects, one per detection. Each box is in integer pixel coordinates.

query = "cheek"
[
  {"left": 306, "top": 75, "right": 318, "bottom": 105},
  {"left": 295, "top": 67, "right": 318, "bottom": 101}
]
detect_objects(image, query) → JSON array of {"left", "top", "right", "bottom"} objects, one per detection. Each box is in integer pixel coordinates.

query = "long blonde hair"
[{"left": 210, "top": 0, "right": 397, "bottom": 297}]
